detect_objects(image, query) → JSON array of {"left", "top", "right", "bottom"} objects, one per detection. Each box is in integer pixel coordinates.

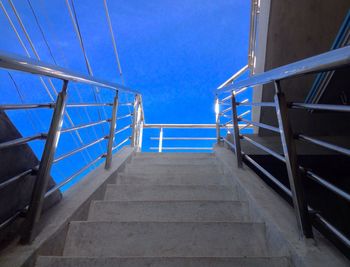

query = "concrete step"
[
  {"left": 115, "top": 173, "right": 230, "bottom": 186},
  {"left": 63, "top": 222, "right": 268, "bottom": 257},
  {"left": 124, "top": 164, "right": 222, "bottom": 176},
  {"left": 133, "top": 152, "right": 214, "bottom": 159},
  {"left": 131, "top": 157, "right": 219, "bottom": 166},
  {"left": 88, "top": 201, "right": 250, "bottom": 222},
  {"left": 104, "top": 185, "right": 239, "bottom": 201},
  {"left": 36, "top": 256, "right": 290, "bottom": 267}
]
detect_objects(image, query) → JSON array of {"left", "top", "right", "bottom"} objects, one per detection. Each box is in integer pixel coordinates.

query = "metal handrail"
[
  {"left": 0, "top": 51, "right": 143, "bottom": 243},
  {"left": 0, "top": 51, "right": 139, "bottom": 94},
  {"left": 215, "top": 45, "right": 350, "bottom": 252},
  {"left": 290, "top": 103, "right": 350, "bottom": 112},
  {"left": 60, "top": 119, "right": 110, "bottom": 133},
  {"left": 150, "top": 147, "right": 212, "bottom": 150},
  {"left": 150, "top": 137, "right": 216, "bottom": 140},
  {"left": 45, "top": 153, "right": 106, "bottom": 198},
  {"left": 221, "top": 46, "right": 350, "bottom": 91},
  {"left": 0, "top": 133, "right": 46, "bottom": 150},
  {"left": 53, "top": 136, "right": 107, "bottom": 163},
  {"left": 0, "top": 103, "right": 54, "bottom": 110},
  {"left": 240, "top": 135, "right": 286, "bottom": 162},
  {"left": 297, "top": 134, "right": 350, "bottom": 156}
]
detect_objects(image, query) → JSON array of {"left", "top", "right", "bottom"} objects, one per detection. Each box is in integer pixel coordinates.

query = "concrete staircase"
[{"left": 36, "top": 153, "right": 290, "bottom": 267}]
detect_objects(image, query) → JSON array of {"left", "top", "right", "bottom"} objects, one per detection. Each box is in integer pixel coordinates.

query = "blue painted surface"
[{"left": 0, "top": 0, "right": 250, "bottom": 190}]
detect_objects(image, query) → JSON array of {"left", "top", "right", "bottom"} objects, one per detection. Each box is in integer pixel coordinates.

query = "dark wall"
[
  {"left": 259, "top": 0, "right": 350, "bottom": 136},
  {"left": 0, "top": 110, "right": 61, "bottom": 248}
]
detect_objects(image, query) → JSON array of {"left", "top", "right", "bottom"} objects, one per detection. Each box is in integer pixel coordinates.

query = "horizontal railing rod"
[
  {"left": 241, "top": 135, "right": 286, "bottom": 162},
  {"left": 290, "top": 103, "right": 350, "bottom": 112},
  {"left": 298, "top": 134, "right": 350, "bottom": 156},
  {"left": 217, "top": 65, "right": 249, "bottom": 89},
  {"left": 219, "top": 94, "right": 232, "bottom": 103},
  {"left": 0, "top": 133, "right": 46, "bottom": 150},
  {"left": 244, "top": 154, "right": 292, "bottom": 197},
  {"left": 45, "top": 154, "right": 105, "bottom": 198},
  {"left": 144, "top": 124, "right": 217, "bottom": 129},
  {"left": 313, "top": 212, "right": 350, "bottom": 248},
  {"left": 223, "top": 120, "right": 233, "bottom": 126},
  {"left": 0, "top": 103, "right": 54, "bottom": 110},
  {"left": 150, "top": 137, "right": 216, "bottom": 140},
  {"left": 0, "top": 51, "right": 139, "bottom": 94},
  {"left": 240, "top": 118, "right": 280, "bottom": 133},
  {"left": 219, "top": 107, "right": 232, "bottom": 115},
  {"left": 115, "top": 125, "right": 131, "bottom": 135},
  {"left": 117, "top": 113, "right": 132, "bottom": 120},
  {"left": 53, "top": 136, "right": 107, "bottom": 163},
  {"left": 237, "top": 102, "right": 276, "bottom": 107},
  {"left": 304, "top": 169, "right": 350, "bottom": 202},
  {"left": 61, "top": 119, "right": 110, "bottom": 133},
  {"left": 150, "top": 147, "right": 212, "bottom": 150},
  {"left": 222, "top": 46, "right": 350, "bottom": 91},
  {"left": 222, "top": 137, "right": 236, "bottom": 152},
  {"left": 118, "top": 102, "right": 133, "bottom": 106},
  {"left": 112, "top": 137, "right": 130, "bottom": 151},
  {"left": 0, "top": 167, "right": 36, "bottom": 190},
  {"left": 66, "top": 103, "right": 113, "bottom": 108},
  {"left": 237, "top": 110, "right": 251, "bottom": 119},
  {"left": 0, "top": 210, "right": 23, "bottom": 231}
]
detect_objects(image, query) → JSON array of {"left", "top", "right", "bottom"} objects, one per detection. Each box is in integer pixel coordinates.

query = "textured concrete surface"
[
  {"left": 124, "top": 164, "right": 222, "bottom": 176},
  {"left": 214, "top": 145, "right": 350, "bottom": 266},
  {"left": 88, "top": 200, "right": 250, "bottom": 222},
  {"left": 36, "top": 256, "right": 290, "bottom": 267},
  {"left": 34, "top": 152, "right": 291, "bottom": 267},
  {"left": 115, "top": 173, "right": 229, "bottom": 186},
  {"left": 105, "top": 184, "right": 239, "bottom": 201},
  {"left": 63, "top": 221, "right": 268, "bottom": 257},
  {"left": 0, "top": 147, "right": 134, "bottom": 267}
]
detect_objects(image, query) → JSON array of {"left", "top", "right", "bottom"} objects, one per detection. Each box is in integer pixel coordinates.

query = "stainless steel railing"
[
  {"left": 215, "top": 46, "right": 350, "bottom": 250},
  {"left": 144, "top": 123, "right": 250, "bottom": 152},
  {"left": 0, "top": 51, "right": 144, "bottom": 243}
]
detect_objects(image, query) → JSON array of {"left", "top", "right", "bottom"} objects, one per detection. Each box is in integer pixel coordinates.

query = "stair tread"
[
  {"left": 115, "top": 173, "right": 230, "bottom": 186},
  {"left": 36, "top": 256, "right": 290, "bottom": 267},
  {"left": 88, "top": 200, "right": 249, "bottom": 222},
  {"left": 105, "top": 184, "right": 239, "bottom": 201},
  {"left": 63, "top": 221, "right": 268, "bottom": 257}
]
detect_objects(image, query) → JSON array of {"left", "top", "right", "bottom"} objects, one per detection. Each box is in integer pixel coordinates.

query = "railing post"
[
  {"left": 231, "top": 92, "right": 243, "bottom": 168},
  {"left": 137, "top": 120, "right": 144, "bottom": 152},
  {"left": 105, "top": 90, "right": 119, "bottom": 169},
  {"left": 215, "top": 96, "right": 221, "bottom": 144},
  {"left": 274, "top": 80, "right": 313, "bottom": 238},
  {"left": 21, "top": 80, "right": 69, "bottom": 244},
  {"left": 158, "top": 127, "right": 163, "bottom": 153},
  {"left": 130, "top": 94, "right": 138, "bottom": 147}
]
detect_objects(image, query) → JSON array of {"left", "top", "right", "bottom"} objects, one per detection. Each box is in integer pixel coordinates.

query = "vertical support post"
[
  {"left": 158, "top": 127, "right": 163, "bottom": 153},
  {"left": 21, "top": 80, "right": 69, "bottom": 244},
  {"left": 137, "top": 120, "right": 144, "bottom": 152},
  {"left": 130, "top": 94, "right": 138, "bottom": 147},
  {"left": 105, "top": 90, "right": 119, "bottom": 169},
  {"left": 231, "top": 92, "right": 243, "bottom": 168},
  {"left": 215, "top": 96, "right": 221, "bottom": 143},
  {"left": 274, "top": 80, "right": 313, "bottom": 238}
]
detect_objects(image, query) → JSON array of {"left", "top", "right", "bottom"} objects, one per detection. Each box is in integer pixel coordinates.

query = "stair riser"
[
  {"left": 105, "top": 185, "right": 239, "bottom": 201},
  {"left": 124, "top": 165, "right": 222, "bottom": 175},
  {"left": 133, "top": 153, "right": 214, "bottom": 159},
  {"left": 63, "top": 222, "right": 268, "bottom": 257},
  {"left": 36, "top": 257, "right": 290, "bottom": 267},
  {"left": 88, "top": 201, "right": 250, "bottom": 222},
  {"left": 115, "top": 174, "right": 229, "bottom": 186},
  {"left": 131, "top": 158, "right": 219, "bottom": 166}
]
